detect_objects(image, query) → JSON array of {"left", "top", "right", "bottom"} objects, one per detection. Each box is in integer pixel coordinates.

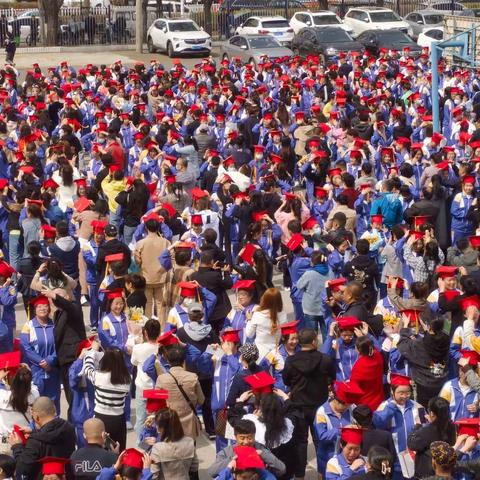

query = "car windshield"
[
  {"left": 261, "top": 20, "right": 289, "bottom": 28},
  {"left": 169, "top": 21, "right": 199, "bottom": 31},
  {"left": 424, "top": 14, "right": 444, "bottom": 23},
  {"left": 377, "top": 30, "right": 411, "bottom": 42},
  {"left": 315, "top": 29, "right": 351, "bottom": 41},
  {"left": 248, "top": 36, "right": 281, "bottom": 48},
  {"left": 369, "top": 11, "right": 402, "bottom": 22},
  {"left": 313, "top": 14, "right": 341, "bottom": 25},
  {"left": 427, "top": 29, "right": 443, "bottom": 39}
]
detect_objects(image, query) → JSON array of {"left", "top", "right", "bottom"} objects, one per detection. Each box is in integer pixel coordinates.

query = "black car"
[
  {"left": 290, "top": 27, "right": 364, "bottom": 60},
  {"left": 356, "top": 29, "right": 421, "bottom": 56}
]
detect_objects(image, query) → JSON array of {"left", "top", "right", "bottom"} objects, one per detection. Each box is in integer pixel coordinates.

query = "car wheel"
[
  {"left": 147, "top": 37, "right": 156, "bottom": 53},
  {"left": 167, "top": 41, "right": 175, "bottom": 58}
]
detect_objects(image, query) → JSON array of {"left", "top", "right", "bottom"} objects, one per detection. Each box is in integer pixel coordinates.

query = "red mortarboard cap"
[
  {"left": 40, "top": 224, "right": 56, "bottom": 239},
  {"left": 122, "top": 449, "right": 144, "bottom": 469},
  {"left": 161, "top": 203, "right": 176, "bottom": 218},
  {"left": 105, "top": 288, "right": 124, "bottom": 300},
  {"left": 191, "top": 187, "right": 208, "bottom": 200},
  {"left": 30, "top": 295, "right": 49, "bottom": 307},
  {"left": 232, "top": 279, "right": 256, "bottom": 291},
  {"left": 456, "top": 418, "right": 480, "bottom": 437},
  {"left": 0, "top": 350, "right": 21, "bottom": 373},
  {"left": 280, "top": 320, "right": 299, "bottom": 336},
  {"left": 147, "top": 181, "right": 158, "bottom": 194},
  {"left": 39, "top": 457, "right": 70, "bottom": 476},
  {"left": 0, "top": 260, "right": 15, "bottom": 278},
  {"left": 443, "top": 289, "right": 461, "bottom": 302},
  {"left": 233, "top": 446, "right": 266, "bottom": 470},
  {"left": 401, "top": 309, "right": 421, "bottom": 326},
  {"left": 176, "top": 241, "right": 195, "bottom": 249},
  {"left": 284, "top": 192, "right": 297, "bottom": 201},
  {"left": 143, "top": 389, "right": 169, "bottom": 413},
  {"left": 26, "top": 198, "right": 42, "bottom": 207},
  {"left": 437, "top": 161, "right": 450, "bottom": 171},
  {"left": 178, "top": 281, "right": 198, "bottom": 298},
  {"left": 302, "top": 217, "right": 318, "bottom": 230},
  {"left": 371, "top": 214, "right": 383, "bottom": 225},
  {"left": 221, "top": 328, "right": 241, "bottom": 343},
  {"left": 0, "top": 179, "right": 7, "bottom": 190},
  {"left": 329, "top": 278, "right": 347, "bottom": 291},
  {"left": 328, "top": 168, "right": 342, "bottom": 178},
  {"left": 244, "top": 371, "right": 275, "bottom": 394},
  {"left": 286, "top": 233, "right": 304, "bottom": 251},
  {"left": 340, "top": 427, "right": 364, "bottom": 445},
  {"left": 74, "top": 197, "right": 91, "bottom": 213},
  {"left": 76, "top": 335, "right": 96, "bottom": 356},
  {"left": 42, "top": 178, "right": 59, "bottom": 190},
  {"left": 410, "top": 230, "right": 424, "bottom": 241},
  {"left": 459, "top": 296, "right": 480, "bottom": 310},
  {"left": 20, "top": 166, "right": 34, "bottom": 175},
  {"left": 252, "top": 211, "right": 268, "bottom": 223},
  {"left": 387, "top": 276, "right": 404, "bottom": 289},
  {"left": 413, "top": 215, "right": 430, "bottom": 229},
  {"left": 91, "top": 220, "right": 107, "bottom": 235},
  {"left": 431, "top": 132, "right": 444, "bottom": 144},
  {"left": 191, "top": 214, "right": 203, "bottom": 226},
  {"left": 390, "top": 373, "right": 412, "bottom": 387},
  {"left": 337, "top": 317, "right": 362, "bottom": 330},
  {"left": 157, "top": 331, "right": 179, "bottom": 346},
  {"left": 315, "top": 187, "right": 328, "bottom": 198},
  {"left": 240, "top": 243, "right": 258, "bottom": 265},
  {"left": 469, "top": 236, "right": 480, "bottom": 248},
  {"left": 461, "top": 349, "right": 480, "bottom": 367},
  {"left": 105, "top": 253, "right": 124, "bottom": 263},
  {"left": 143, "top": 212, "right": 163, "bottom": 223},
  {"left": 462, "top": 175, "right": 476, "bottom": 185},
  {"left": 74, "top": 178, "right": 87, "bottom": 188},
  {"left": 436, "top": 265, "right": 458, "bottom": 279},
  {"left": 334, "top": 381, "right": 364, "bottom": 404}
]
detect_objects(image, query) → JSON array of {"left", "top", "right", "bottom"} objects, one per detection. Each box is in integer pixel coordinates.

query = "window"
[
  {"left": 313, "top": 14, "right": 341, "bottom": 25},
  {"left": 244, "top": 18, "right": 258, "bottom": 27},
  {"left": 369, "top": 10, "right": 402, "bottom": 22},
  {"left": 261, "top": 20, "right": 289, "bottom": 28},
  {"left": 424, "top": 14, "right": 444, "bottom": 24},
  {"left": 407, "top": 13, "right": 420, "bottom": 22},
  {"left": 426, "top": 28, "right": 443, "bottom": 39},
  {"left": 230, "top": 36, "right": 241, "bottom": 46},
  {"left": 237, "top": 37, "right": 248, "bottom": 48},
  {"left": 357, "top": 11, "right": 370, "bottom": 22},
  {"left": 248, "top": 36, "right": 281, "bottom": 48},
  {"left": 168, "top": 21, "right": 199, "bottom": 31},
  {"left": 315, "top": 28, "right": 352, "bottom": 41}
]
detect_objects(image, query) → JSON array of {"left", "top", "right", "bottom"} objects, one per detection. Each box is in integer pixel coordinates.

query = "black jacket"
[
  {"left": 95, "top": 238, "right": 131, "bottom": 281},
  {"left": 53, "top": 294, "right": 86, "bottom": 366},
  {"left": 70, "top": 443, "right": 118, "bottom": 480},
  {"left": 191, "top": 266, "right": 233, "bottom": 325},
  {"left": 361, "top": 427, "right": 397, "bottom": 463},
  {"left": 282, "top": 349, "right": 335, "bottom": 408},
  {"left": 407, "top": 422, "right": 456, "bottom": 479},
  {"left": 115, "top": 188, "right": 149, "bottom": 227},
  {"left": 12, "top": 417, "right": 76, "bottom": 480},
  {"left": 339, "top": 301, "right": 369, "bottom": 323},
  {"left": 343, "top": 254, "right": 379, "bottom": 294},
  {"left": 351, "top": 472, "right": 390, "bottom": 480}
]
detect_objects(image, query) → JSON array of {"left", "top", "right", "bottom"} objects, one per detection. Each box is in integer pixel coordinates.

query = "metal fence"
[{"left": 0, "top": 0, "right": 451, "bottom": 47}]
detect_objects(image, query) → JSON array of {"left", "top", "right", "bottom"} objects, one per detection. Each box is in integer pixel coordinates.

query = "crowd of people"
[{"left": 0, "top": 47, "right": 476, "bottom": 480}]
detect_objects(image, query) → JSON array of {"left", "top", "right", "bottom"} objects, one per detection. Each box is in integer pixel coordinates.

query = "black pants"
[
  {"left": 416, "top": 383, "right": 441, "bottom": 409},
  {"left": 199, "top": 378, "right": 214, "bottom": 435},
  {"left": 273, "top": 436, "right": 297, "bottom": 480},
  {"left": 60, "top": 362, "right": 73, "bottom": 420},
  {"left": 293, "top": 406, "right": 317, "bottom": 478},
  {"left": 95, "top": 412, "right": 127, "bottom": 452}
]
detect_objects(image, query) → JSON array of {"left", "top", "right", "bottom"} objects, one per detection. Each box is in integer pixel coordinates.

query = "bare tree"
[
  {"left": 39, "top": 0, "right": 64, "bottom": 46},
  {"left": 203, "top": 0, "right": 213, "bottom": 34},
  {"left": 142, "top": 0, "right": 149, "bottom": 42}
]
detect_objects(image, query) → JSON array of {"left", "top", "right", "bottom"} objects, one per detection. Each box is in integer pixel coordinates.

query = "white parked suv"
[
  {"left": 343, "top": 7, "right": 410, "bottom": 36},
  {"left": 235, "top": 16, "right": 294, "bottom": 46},
  {"left": 147, "top": 18, "right": 211, "bottom": 57},
  {"left": 289, "top": 11, "right": 353, "bottom": 34}
]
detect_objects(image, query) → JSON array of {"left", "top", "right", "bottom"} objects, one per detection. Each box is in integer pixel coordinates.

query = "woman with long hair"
[
  {"left": 150, "top": 407, "right": 195, "bottom": 480},
  {"left": 21, "top": 204, "right": 44, "bottom": 257},
  {"left": 246, "top": 288, "right": 286, "bottom": 361},
  {"left": 242, "top": 391, "right": 295, "bottom": 480},
  {"left": 0, "top": 364, "right": 39, "bottom": 454},
  {"left": 159, "top": 181, "right": 190, "bottom": 215},
  {"left": 83, "top": 345, "right": 132, "bottom": 451},
  {"left": 52, "top": 161, "right": 81, "bottom": 212},
  {"left": 407, "top": 397, "right": 456, "bottom": 479},
  {"left": 274, "top": 194, "right": 310, "bottom": 247},
  {"left": 350, "top": 446, "right": 393, "bottom": 480}
]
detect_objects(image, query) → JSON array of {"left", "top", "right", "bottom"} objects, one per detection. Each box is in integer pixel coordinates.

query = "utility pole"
[{"left": 136, "top": 0, "right": 143, "bottom": 52}]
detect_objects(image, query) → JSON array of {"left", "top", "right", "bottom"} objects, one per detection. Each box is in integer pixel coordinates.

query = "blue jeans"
[
  {"left": 123, "top": 224, "right": 137, "bottom": 247},
  {"left": 88, "top": 283, "right": 100, "bottom": 329},
  {"left": 303, "top": 314, "right": 326, "bottom": 341},
  {"left": 8, "top": 232, "right": 20, "bottom": 271}
]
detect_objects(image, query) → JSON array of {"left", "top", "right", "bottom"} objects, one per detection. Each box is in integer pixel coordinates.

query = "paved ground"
[{"left": 9, "top": 48, "right": 318, "bottom": 478}]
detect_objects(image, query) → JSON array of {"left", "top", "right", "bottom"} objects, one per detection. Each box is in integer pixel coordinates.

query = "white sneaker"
[
  {"left": 126, "top": 421, "right": 134, "bottom": 430},
  {"left": 81, "top": 295, "right": 89, "bottom": 306}
]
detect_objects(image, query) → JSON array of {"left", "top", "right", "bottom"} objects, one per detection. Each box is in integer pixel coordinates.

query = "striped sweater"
[{"left": 83, "top": 351, "right": 130, "bottom": 416}]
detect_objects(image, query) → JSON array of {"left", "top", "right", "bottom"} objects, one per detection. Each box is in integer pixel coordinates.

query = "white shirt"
[{"left": 131, "top": 342, "right": 159, "bottom": 390}]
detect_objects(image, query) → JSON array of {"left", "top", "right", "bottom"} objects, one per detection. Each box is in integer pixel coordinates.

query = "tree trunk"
[
  {"left": 203, "top": 0, "right": 212, "bottom": 35},
  {"left": 39, "top": 0, "right": 63, "bottom": 46}
]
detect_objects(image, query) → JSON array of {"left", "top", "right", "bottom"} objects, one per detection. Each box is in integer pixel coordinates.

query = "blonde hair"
[{"left": 258, "top": 288, "right": 283, "bottom": 334}]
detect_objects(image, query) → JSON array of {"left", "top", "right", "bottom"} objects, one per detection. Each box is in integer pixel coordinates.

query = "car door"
[
  {"left": 238, "top": 18, "right": 258, "bottom": 35},
  {"left": 154, "top": 19, "right": 168, "bottom": 50},
  {"left": 290, "top": 13, "right": 304, "bottom": 33},
  {"left": 236, "top": 36, "right": 250, "bottom": 62},
  {"left": 406, "top": 13, "right": 422, "bottom": 38},
  {"left": 356, "top": 10, "right": 370, "bottom": 33}
]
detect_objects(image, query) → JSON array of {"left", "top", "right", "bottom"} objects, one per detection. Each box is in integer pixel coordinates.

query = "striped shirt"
[{"left": 83, "top": 351, "right": 130, "bottom": 416}]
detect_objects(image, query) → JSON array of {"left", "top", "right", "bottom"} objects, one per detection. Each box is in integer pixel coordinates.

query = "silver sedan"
[{"left": 220, "top": 34, "right": 293, "bottom": 66}]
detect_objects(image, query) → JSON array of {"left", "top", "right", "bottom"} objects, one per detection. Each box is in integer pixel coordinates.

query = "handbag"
[{"left": 168, "top": 371, "right": 202, "bottom": 434}]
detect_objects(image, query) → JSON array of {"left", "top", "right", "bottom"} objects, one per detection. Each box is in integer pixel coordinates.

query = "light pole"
[{"left": 136, "top": 0, "right": 143, "bottom": 52}]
